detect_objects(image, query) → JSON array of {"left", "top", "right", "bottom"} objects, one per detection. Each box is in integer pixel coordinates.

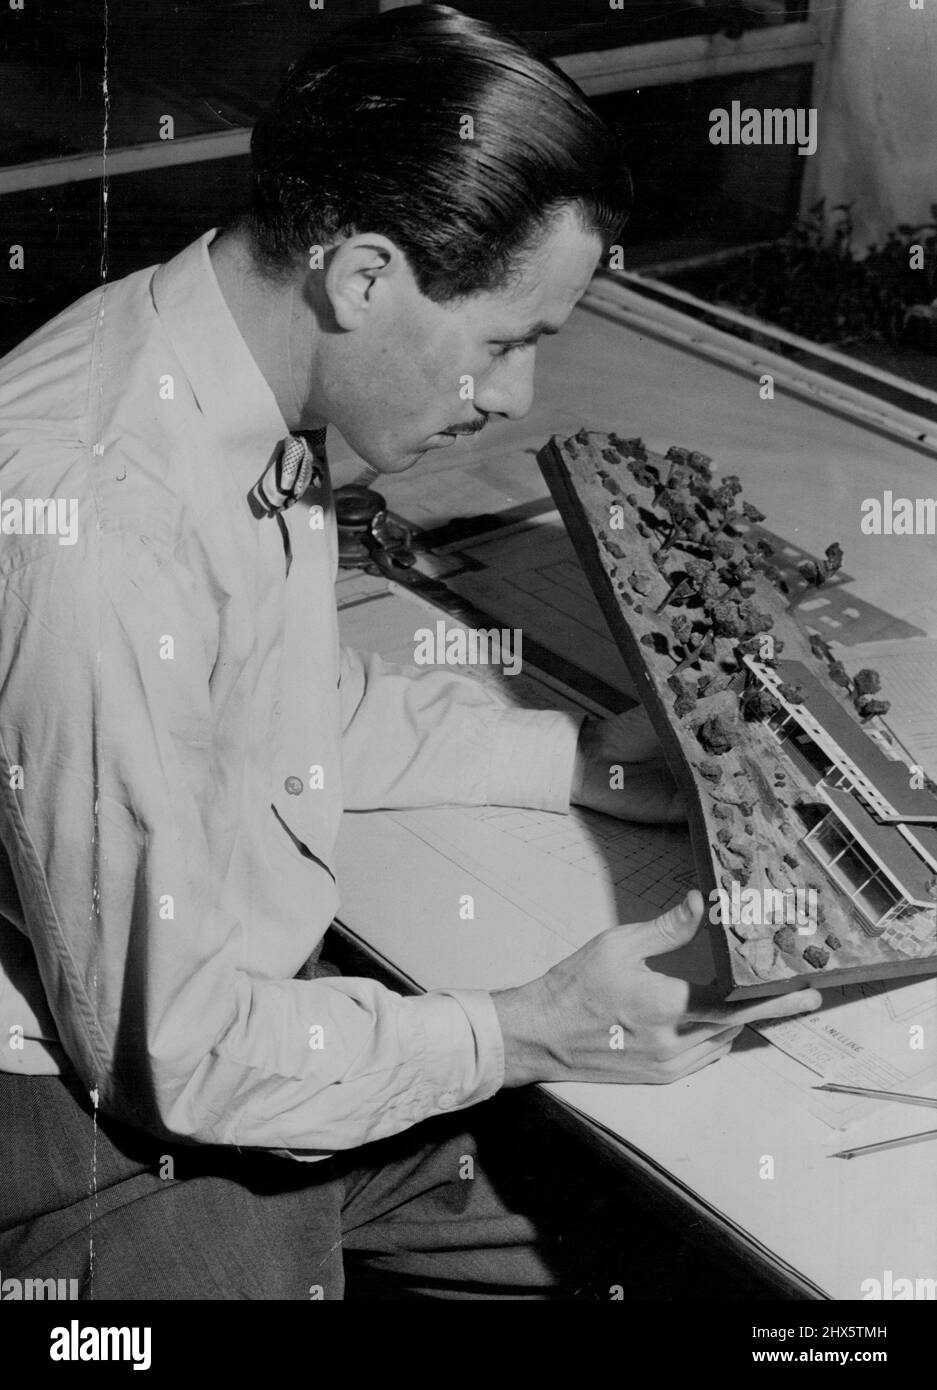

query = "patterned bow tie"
[{"left": 250, "top": 428, "right": 328, "bottom": 515}]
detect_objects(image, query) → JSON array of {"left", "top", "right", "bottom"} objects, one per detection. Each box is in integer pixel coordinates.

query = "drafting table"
[{"left": 327, "top": 287, "right": 937, "bottom": 1300}]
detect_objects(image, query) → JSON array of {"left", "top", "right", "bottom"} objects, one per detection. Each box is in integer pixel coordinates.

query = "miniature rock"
[
  {"left": 802, "top": 945, "right": 830, "bottom": 970},
  {"left": 697, "top": 714, "right": 738, "bottom": 755},
  {"left": 773, "top": 926, "right": 798, "bottom": 954},
  {"left": 742, "top": 939, "right": 780, "bottom": 976},
  {"left": 742, "top": 688, "right": 780, "bottom": 720}
]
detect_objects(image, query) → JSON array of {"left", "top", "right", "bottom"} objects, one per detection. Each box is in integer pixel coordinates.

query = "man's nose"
[{"left": 474, "top": 350, "right": 537, "bottom": 422}]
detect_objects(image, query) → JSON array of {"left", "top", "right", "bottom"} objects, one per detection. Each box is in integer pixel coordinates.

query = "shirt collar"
[{"left": 152, "top": 229, "right": 288, "bottom": 488}]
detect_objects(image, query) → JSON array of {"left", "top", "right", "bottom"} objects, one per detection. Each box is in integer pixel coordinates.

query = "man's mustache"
[{"left": 445, "top": 418, "right": 488, "bottom": 436}]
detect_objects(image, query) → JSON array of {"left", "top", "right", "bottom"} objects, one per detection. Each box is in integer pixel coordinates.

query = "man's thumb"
[{"left": 642, "top": 889, "right": 705, "bottom": 953}]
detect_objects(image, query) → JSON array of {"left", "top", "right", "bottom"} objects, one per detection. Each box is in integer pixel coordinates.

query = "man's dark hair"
[{"left": 245, "top": 3, "right": 632, "bottom": 302}]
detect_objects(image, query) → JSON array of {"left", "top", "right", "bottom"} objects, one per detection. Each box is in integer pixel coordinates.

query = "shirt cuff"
[
  {"left": 485, "top": 707, "right": 585, "bottom": 812},
  {"left": 407, "top": 988, "right": 505, "bottom": 1116}
]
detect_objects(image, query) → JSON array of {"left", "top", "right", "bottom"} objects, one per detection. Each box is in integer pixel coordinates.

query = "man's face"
[{"left": 317, "top": 206, "right": 602, "bottom": 472}]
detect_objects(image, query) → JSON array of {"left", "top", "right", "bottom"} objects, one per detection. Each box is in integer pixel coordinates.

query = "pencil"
[
  {"left": 815, "top": 1083, "right": 937, "bottom": 1108},
  {"left": 830, "top": 1128, "right": 937, "bottom": 1159}
]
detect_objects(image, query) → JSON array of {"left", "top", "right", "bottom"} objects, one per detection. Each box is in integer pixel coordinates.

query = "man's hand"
[
  {"left": 492, "top": 890, "right": 822, "bottom": 1087},
  {"left": 570, "top": 705, "right": 685, "bottom": 823}
]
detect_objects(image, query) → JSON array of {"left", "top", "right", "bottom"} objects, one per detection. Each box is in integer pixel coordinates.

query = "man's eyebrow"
[{"left": 490, "top": 321, "right": 561, "bottom": 342}]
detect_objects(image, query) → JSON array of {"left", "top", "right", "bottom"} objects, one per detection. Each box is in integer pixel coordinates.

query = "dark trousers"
[{"left": 0, "top": 1068, "right": 617, "bottom": 1300}]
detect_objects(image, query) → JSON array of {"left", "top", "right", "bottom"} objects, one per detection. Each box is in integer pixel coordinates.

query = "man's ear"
[{"left": 323, "top": 235, "right": 399, "bottom": 330}]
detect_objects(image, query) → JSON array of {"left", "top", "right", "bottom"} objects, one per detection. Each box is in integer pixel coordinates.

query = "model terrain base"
[{"left": 539, "top": 429, "right": 937, "bottom": 1000}]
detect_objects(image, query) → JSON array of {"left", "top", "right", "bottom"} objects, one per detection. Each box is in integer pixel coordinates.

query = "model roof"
[
  {"left": 815, "top": 785, "right": 937, "bottom": 909},
  {"left": 760, "top": 659, "right": 937, "bottom": 823}
]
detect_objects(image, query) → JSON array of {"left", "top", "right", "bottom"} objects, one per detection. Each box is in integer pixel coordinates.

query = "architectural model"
[{"left": 539, "top": 430, "right": 937, "bottom": 999}]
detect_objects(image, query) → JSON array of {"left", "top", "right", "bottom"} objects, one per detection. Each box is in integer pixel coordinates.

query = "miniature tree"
[
  {"left": 857, "top": 697, "right": 891, "bottom": 720},
  {"left": 797, "top": 540, "right": 844, "bottom": 592},
  {"left": 656, "top": 488, "right": 699, "bottom": 555},
  {"left": 710, "top": 475, "right": 743, "bottom": 513},
  {"left": 654, "top": 572, "right": 696, "bottom": 612},
  {"left": 711, "top": 536, "right": 738, "bottom": 561},
  {"left": 853, "top": 669, "right": 882, "bottom": 696},
  {"left": 684, "top": 556, "right": 714, "bottom": 585},
  {"left": 610, "top": 434, "right": 648, "bottom": 462},
  {"left": 736, "top": 599, "right": 774, "bottom": 635},
  {"left": 740, "top": 688, "right": 781, "bottom": 721},
  {"left": 710, "top": 598, "right": 747, "bottom": 639},
  {"left": 718, "top": 555, "right": 757, "bottom": 597},
  {"left": 687, "top": 450, "right": 714, "bottom": 479},
  {"left": 627, "top": 458, "right": 659, "bottom": 491},
  {"left": 670, "top": 613, "right": 694, "bottom": 645},
  {"left": 671, "top": 631, "right": 715, "bottom": 676},
  {"left": 723, "top": 555, "right": 754, "bottom": 583},
  {"left": 697, "top": 571, "right": 723, "bottom": 606}
]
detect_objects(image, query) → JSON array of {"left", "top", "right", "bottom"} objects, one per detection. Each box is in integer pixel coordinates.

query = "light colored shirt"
[{"left": 0, "top": 230, "right": 582, "bottom": 1156}]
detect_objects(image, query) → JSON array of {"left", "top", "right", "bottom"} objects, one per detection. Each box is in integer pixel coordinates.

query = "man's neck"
[{"left": 209, "top": 227, "right": 323, "bottom": 434}]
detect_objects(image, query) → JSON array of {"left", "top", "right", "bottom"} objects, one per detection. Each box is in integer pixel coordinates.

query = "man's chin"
[
  {"left": 371, "top": 449, "right": 431, "bottom": 474},
  {"left": 353, "top": 432, "right": 456, "bottom": 475}
]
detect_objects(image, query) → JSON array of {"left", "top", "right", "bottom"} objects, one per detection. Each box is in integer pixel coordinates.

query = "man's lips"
[{"left": 435, "top": 423, "right": 486, "bottom": 439}]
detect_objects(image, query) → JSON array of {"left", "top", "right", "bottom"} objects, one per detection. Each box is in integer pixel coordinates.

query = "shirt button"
[
  {"left": 273, "top": 700, "right": 282, "bottom": 718},
  {"left": 438, "top": 1091, "right": 457, "bottom": 1110},
  {"left": 284, "top": 776, "right": 304, "bottom": 796}
]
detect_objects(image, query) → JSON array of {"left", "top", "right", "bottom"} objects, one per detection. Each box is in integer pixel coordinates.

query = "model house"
[{"left": 742, "top": 657, "right": 937, "bottom": 952}]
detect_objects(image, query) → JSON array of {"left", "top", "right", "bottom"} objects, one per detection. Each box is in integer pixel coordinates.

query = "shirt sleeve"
[
  {"left": 0, "top": 530, "right": 503, "bottom": 1153},
  {"left": 338, "top": 646, "right": 584, "bottom": 812}
]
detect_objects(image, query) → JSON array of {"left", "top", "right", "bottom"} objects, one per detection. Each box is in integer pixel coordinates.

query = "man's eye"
[{"left": 492, "top": 340, "right": 529, "bottom": 358}]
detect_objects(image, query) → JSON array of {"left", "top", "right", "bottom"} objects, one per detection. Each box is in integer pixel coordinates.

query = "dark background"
[{"left": 0, "top": 1, "right": 811, "bottom": 354}]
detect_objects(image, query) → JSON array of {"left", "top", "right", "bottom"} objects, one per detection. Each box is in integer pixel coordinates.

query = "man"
[{"left": 0, "top": 4, "right": 819, "bottom": 1299}]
